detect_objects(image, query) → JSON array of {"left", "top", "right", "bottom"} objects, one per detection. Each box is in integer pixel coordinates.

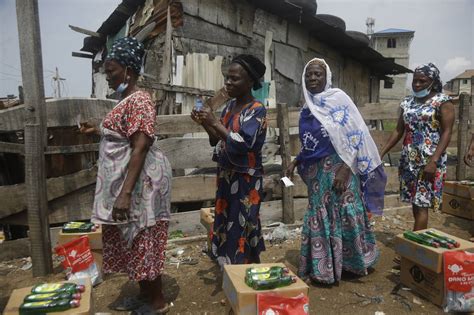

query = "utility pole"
[
  {"left": 52, "top": 67, "right": 65, "bottom": 98},
  {"left": 16, "top": 0, "right": 53, "bottom": 276}
]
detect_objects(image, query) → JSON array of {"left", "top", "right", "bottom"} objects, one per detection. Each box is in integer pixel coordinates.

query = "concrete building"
[
  {"left": 371, "top": 28, "right": 414, "bottom": 102},
  {"left": 445, "top": 69, "right": 474, "bottom": 95}
]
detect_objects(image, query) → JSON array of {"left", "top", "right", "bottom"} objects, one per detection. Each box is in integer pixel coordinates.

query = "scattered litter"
[
  {"left": 320, "top": 297, "right": 326, "bottom": 301},
  {"left": 351, "top": 291, "right": 384, "bottom": 306},
  {"left": 170, "top": 302, "right": 174, "bottom": 307},
  {"left": 169, "top": 230, "right": 185, "bottom": 239},
  {"left": 264, "top": 223, "right": 289, "bottom": 243},
  {"left": 192, "top": 302, "right": 197, "bottom": 305},
  {"left": 412, "top": 297, "right": 422, "bottom": 305},
  {"left": 374, "top": 312, "right": 385, "bottom": 315},
  {"left": 168, "top": 247, "right": 186, "bottom": 257},
  {"left": 389, "top": 269, "right": 400, "bottom": 276},
  {"left": 20, "top": 257, "right": 32, "bottom": 271},
  {"left": 401, "top": 287, "right": 412, "bottom": 291},
  {"left": 220, "top": 299, "right": 226, "bottom": 306}
]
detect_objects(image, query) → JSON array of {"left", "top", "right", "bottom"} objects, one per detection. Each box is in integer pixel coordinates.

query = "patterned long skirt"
[
  {"left": 211, "top": 168, "right": 265, "bottom": 266},
  {"left": 298, "top": 154, "right": 378, "bottom": 284},
  {"left": 102, "top": 220, "right": 168, "bottom": 281}
]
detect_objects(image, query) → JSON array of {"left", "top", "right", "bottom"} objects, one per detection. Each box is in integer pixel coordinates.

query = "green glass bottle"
[
  {"left": 30, "top": 283, "right": 85, "bottom": 295},
  {"left": 24, "top": 292, "right": 81, "bottom": 302},
  {"left": 403, "top": 231, "right": 439, "bottom": 248},
  {"left": 252, "top": 275, "right": 297, "bottom": 290},
  {"left": 419, "top": 232, "right": 453, "bottom": 249},
  {"left": 19, "top": 299, "right": 80, "bottom": 314},
  {"left": 426, "top": 230, "right": 460, "bottom": 247}
]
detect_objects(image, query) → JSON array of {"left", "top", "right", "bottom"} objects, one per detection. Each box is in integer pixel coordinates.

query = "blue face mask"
[
  {"left": 412, "top": 83, "right": 433, "bottom": 98},
  {"left": 116, "top": 82, "right": 128, "bottom": 94},
  {"left": 115, "top": 67, "right": 129, "bottom": 94}
]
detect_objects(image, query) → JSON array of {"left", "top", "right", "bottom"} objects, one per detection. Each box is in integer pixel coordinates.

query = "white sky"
[{"left": 0, "top": 0, "right": 472, "bottom": 98}]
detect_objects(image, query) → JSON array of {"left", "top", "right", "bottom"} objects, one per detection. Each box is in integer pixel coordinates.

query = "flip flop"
[
  {"left": 112, "top": 296, "right": 146, "bottom": 311},
  {"left": 131, "top": 303, "right": 170, "bottom": 315}
]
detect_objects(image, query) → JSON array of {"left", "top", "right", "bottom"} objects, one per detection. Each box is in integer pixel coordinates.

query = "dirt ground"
[{"left": 0, "top": 210, "right": 472, "bottom": 315}]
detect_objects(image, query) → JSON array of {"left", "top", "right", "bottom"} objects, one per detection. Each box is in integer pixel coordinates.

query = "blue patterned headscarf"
[
  {"left": 106, "top": 37, "right": 144, "bottom": 75},
  {"left": 414, "top": 63, "right": 443, "bottom": 92}
]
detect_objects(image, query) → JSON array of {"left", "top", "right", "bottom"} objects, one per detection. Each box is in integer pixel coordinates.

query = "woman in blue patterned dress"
[
  {"left": 381, "top": 63, "right": 454, "bottom": 232},
  {"left": 191, "top": 55, "right": 267, "bottom": 266},
  {"left": 285, "top": 58, "right": 386, "bottom": 284}
]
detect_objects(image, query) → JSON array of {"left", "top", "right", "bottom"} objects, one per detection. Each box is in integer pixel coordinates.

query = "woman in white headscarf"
[{"left": 285, "top": 58, "right": 386, "bottom": 284}]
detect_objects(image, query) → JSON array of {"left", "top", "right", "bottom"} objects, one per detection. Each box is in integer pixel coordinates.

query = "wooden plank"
[
  {"left": 0, "top": 98, "right": 115, "bottom": 131},
  {"left": 274, "top": 43, "right": 301, "bottom": 83},
  {"left": 359, "top": 101, "right": 401, "bottom": 120},
  {"left": 0, "top": 168, "right": 97, "bottom": 219},
  {"left": 0, "top": 141, "right": 24, "bottom": 154},
  {"left": 45, "top": 143, "right": 99, "bottom": 155},
  {"left": 68, "top": 25, "right": 101, "bottom": 38},
  {"left": 456, "top": 93, "right": 470, "bottom": 180},
  {"left": 175, "top": 13, "right": 250, "bottom": 48},
  {"left": 171, "top": 175, "right": 216, "bottom": 203},
  {"left": 158, "top": 138, "right": 215, "bottom": 169},
  {"left": 277, "top": 103, "right": 294, "bottom": 223}
]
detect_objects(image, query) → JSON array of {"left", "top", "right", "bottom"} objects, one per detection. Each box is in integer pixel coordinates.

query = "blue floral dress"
[
  {"left": 399, "top": 93, "right": 451, "bottom": 211},
  {"left": 211, "top": 99, "right": 267, "bottom": 266}
]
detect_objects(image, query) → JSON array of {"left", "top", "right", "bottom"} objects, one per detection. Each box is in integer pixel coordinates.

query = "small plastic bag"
[
  {"left": 257, "top": 293, "right": 309, "bottom": 315},
  {"left": 55, "top": 235, "right": 102, "bottom": 286},
  {"left": 443, "top": 250, "right": 474, "bottom": 312}
]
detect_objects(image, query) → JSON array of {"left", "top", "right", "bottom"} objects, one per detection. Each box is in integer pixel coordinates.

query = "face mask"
[
  {"left": 115, "top": 67, "right": 129, "bottom": 94},
  {"left": 412, "top": 82, "right": 433, "bottom": 98}
]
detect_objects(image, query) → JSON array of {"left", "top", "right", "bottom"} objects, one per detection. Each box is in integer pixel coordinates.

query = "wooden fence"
[{"left": 0, "top": 90, "right": 472, "bottom": 234}]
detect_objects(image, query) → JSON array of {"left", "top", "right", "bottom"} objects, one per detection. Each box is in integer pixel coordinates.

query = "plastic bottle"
[
  {"left": 252, "top": 275, "right": 297, "bottom": 290},
  {"left": 31, "top": 283, "right": 85, "bottom": 295},
  {"left": 195, "top": 96, "right": 203, "bottom": 111},
  {"left": 19, "top": 299, "right": 80, "bottom": 314},
  {"left": 24, "top": 292, "right": 81, "bottom": 302}
]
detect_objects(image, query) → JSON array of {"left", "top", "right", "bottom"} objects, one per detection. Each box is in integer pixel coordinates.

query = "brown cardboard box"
[
  {"left": 441, "top": 192, "right": 474, "bottom": 220},
  {"left": 394, "top": 228, "right": 474, "bottom": 273},
  {"left": 3, "top": 278, "right": 92, "bottom": 314},
  {"left": 223, "top": 263, "right": 309, "bottom": 315},
  {"left": 400, "top": 257, "right": 444, "bottom": 306},
  {"left": 57, "top": 225, "right": 103, "bottom": 272},
  {"left": 444, "top": 181, "right": 474, "bottom": 199}
]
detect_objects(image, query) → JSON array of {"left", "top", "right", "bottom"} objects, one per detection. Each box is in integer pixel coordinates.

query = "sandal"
[
  {"left": 393, "top": 255, "right": 401, "bottom": 265},
  {"left": 131, "top": 303, "right": 170, "bottom": 315},
  {"left": 112, "top": 296, "right": 146, "bottom": 311}
]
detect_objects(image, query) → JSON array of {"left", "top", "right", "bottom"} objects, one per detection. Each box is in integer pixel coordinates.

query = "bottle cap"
[
  {"left": 70, "top": 299, "right": 81, "bottom": 308},
  {"left": 76, "top": 285, "right": 86, "bottom": 293},
  {"left": 72, "top": 293, "right": 82, "bottom": 300}
]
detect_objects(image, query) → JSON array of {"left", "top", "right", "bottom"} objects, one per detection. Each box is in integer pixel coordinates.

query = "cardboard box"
[
  {"left": 57, "top": 225, "right": 103, "bottom": 250},
  {"left": 400, "top": 257, "right": 444, "bottom": 306},
  {"left": 3, "top": 278, "right": 92, "bottom": 315},
  {"left": 441, "top": 192, "right": 474, "bottom": 220},
  {"left": 444, "top": 181, "right": 474, "bottom": 199},
  {"left": 57, "top": 225, "right": 103, "bottom": 272},
  {"left": 394, "top": 228, "right": 474, "bottom": 273},
  {"left": 223, "top": 263, "right": 309, "bottom": 315}
]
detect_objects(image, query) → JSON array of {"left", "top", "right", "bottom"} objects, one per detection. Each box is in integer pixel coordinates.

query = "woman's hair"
[
  {"left": 307, "top": 59, "right": 327, "bottom": 72},
  {"left": 414, "top": 63, "right": 443, "bottom": 92},
  {"left": 231, "top": 54, "right": 266, "bottom": 89},
  {"left": 106, "top": 37, "right": 145, "bottom": 75}
]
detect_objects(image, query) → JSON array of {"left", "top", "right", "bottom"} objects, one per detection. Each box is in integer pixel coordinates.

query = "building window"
[
  {"left": 463, "top": 79, "right": 468, "bottom": 84},
  {"left": 387, "top": 38, "right": 396, "bottom": 48}
]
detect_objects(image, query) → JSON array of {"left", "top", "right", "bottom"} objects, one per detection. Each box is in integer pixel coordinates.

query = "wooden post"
[
  {"left": 277, "top": 103, "right": 294, "bottom": 224},
  {"left": 16, "top": 0, "right": 52, "bottom": 276},
  {"left": 456, "top": 93, "right": 470, "bottom": 181}
]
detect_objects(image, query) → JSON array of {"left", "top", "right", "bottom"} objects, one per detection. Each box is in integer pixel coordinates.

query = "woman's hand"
[
  {"left": 190, "top": 108, "right": 202, "bottom": 124},
  {"left": 423, "top": 160, "right": 437, "bottom": 182},
  {"left": 112, "top": 193, "right": 132, "bottom": 222},
  {"left": 285, "top": 160, "right": 298, "bottom": 179},
  {"left": 79, "top": 122, "right": 99, "bottom": 135},
  {"left": 464, "top": 135, "right": 474, "bottom": 166},
  {"left": 195, "top": 106, "right": 218, "bottom": 127},
  {"left": 333, "top": 164, "right": 351, "bottom": 195}
]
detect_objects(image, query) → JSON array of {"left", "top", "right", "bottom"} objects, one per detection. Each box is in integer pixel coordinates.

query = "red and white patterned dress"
[{"left": 94, "top": 90, "right": 171, "bottom": 281}]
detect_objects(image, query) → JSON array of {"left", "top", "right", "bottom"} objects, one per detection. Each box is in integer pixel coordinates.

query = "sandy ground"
[{"left": 0, "top": 210, "right": 472, "bottom": 315}]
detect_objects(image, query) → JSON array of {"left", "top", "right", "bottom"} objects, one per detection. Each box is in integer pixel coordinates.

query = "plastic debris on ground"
[{"left": 169, "top": 230, "right": 185, "bottom": 239}]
